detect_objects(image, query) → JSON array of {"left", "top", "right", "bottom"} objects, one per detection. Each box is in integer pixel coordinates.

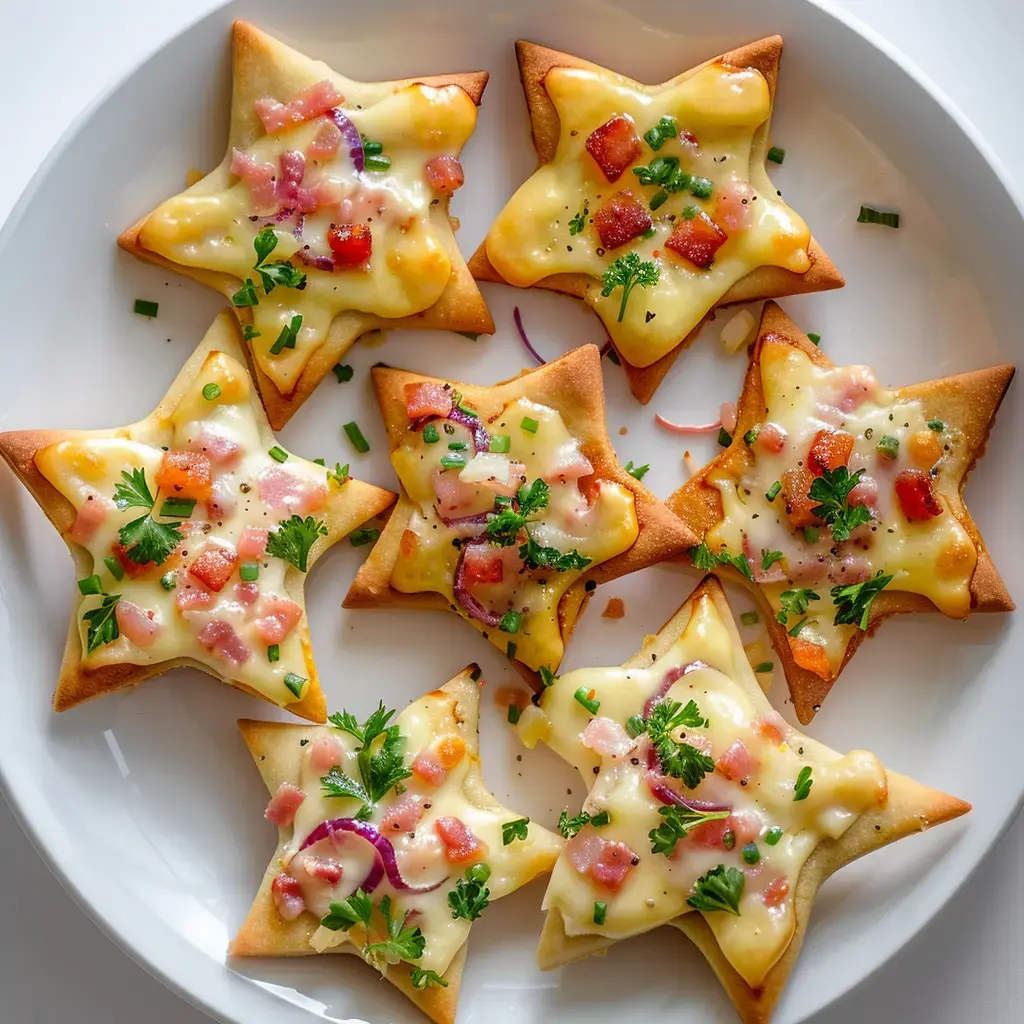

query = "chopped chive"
[
  {"left": 521, "top": 416, "right": 539, "bottom": 434},
  {"left": 624, "top": 460, "right": 650, "bottom": 481},
  {"left": 754, "top": 661, "right": 773, "bottom": 673},
  {"left": 876, "top": 434, "right": 900, "bottom": 460},
  {"left": 717, "top": 428, "right": 732, "bottom": 447},
  {"left": 743, "top": 426, "right": 760, "bottom": 446},
  {"left": 507, "top": 704, "right": 521, "bottom": 725},
  {"left": 649, "top": 189, "right": 669, "bottom": 211},
  {"left": 77, "top": 575, "right": 103, "bottom": 596},
  {"left": 741, "top": 842, "right": 760, "bottom": 865},
  {"left": 343, "top": 422, "right": 370, "bottom": 454},
  {"left": 723, "top": 829, "right": 736, "bottom": 850},
  {"left": 499, "top": 609, "right": 522, "bottom": 634},
  {"left": 159, "top": 497, "right": 196, "bottom": 518},
  {"left": 765, "top": 480, "right": 782, "bottom": 502},
  {"left": 332, "top": 363, "right": 354, "bottom": 383},
  {"left": 506, "top": 641, "right": 517, "bottom": 660},
  {"left": 927, "top": 419, "right": 945, "bottom": 432},
  {"left": 573, "top": 686, "right": 600, "bottom": 715},
  {"left": 269, "top": 314, "right": 303, "bottom": 355},
  {"left": 242, "top": 325, "right": 261, "bottom": 341},
  {"left": 103, "top": 555, "right": 125, "bottom": 581},
  {"left": 690, "top": 177, "right": 714, "bottom": 199},
  {"left": 133, "top": 299, "right": 159, "bottom": 318},
  {"left": 269, "top": 446, "right": 289, "bottom": 463},
  {"left": 423, "top": 423, "right": 440, "bottom": 444},
  {"left": 740, "top": 610, "right": 759, "bottom": 626},
  {"left": 362, "top": 139, "right": 384, "bottom": 156},
  {"left": 267, "top": 644, "right": 280, "bottom": 663},
  {"left": 803, "top": 525, "right": 820, "bottom": 544},
  {"left": 765, "top": 826, "right": 784, "bottom": 846},
  {"left": 349, "top": 527, "right": 379, "bottom": 547},
  {"left": 202, "top": 382, "right": 222, "bottom": 401},
  {"left": 539, "top": 665, "right": 556, "bottom": 688},
  {"left": 160, "top": 572, "right": 176, "bottom": 591},
  {"left": 447, "top": 441, "right": 468, "bottom": 451},
  {"left": 283, "top": 672, "right": 307, "bottom": 699},
  {"left": 439, "top": 452, "right": 466, "bottom": 470},
  {"left": 806, "top": 333, "right": 821, "bottom": 346},
  {"left": 489, "top": 434, "right": 511, "bottom": 454},
  {"left": 767, "top": 146, "right": 786, "bottom": 165},
  {"left": 240, "top": 561, "right": 259, "bottom": 582},
  {"left": 364, "top": 154, "right": 392, "bottom": 172},
  {"left": 788, "top": 617, "right": 811, "bottom": 637},
  {"left": 857, "top": 205, "right": 900, "bottom": 228},
  {"left": 593, "top": 901, "right": 607, "bottom": 926},
  {"left": 793, "top": 765, "right": 813, "bottom": 801}
]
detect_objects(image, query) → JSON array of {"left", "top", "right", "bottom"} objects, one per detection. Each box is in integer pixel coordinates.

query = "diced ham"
[
  {"left": 186, "top": 428, "right": 241, "bottom": 468},
  {"left": 197, "top": 619, "right": 250, "bottom": 666},
  {"left": 585, "top": 115, "right": 641, "bottom": 182},
  {"left": 271, "top": 872, "right": 306, "bottom": 921},
  {"left": 568, "top": 834, "right": 638, "bottom": 892},
  {"left": 788, "top": 636, "right": 831, "bottom": 680},
  {"left": 743, "top": 537, "right": 785, "bottom": 584},
  {"left": 381, "top": 792, "right": 426, "bottom": 834},
  {"left": 756, "top": 423, "right": 788, "bottom": 454},
  {"left": 687, "top": 811, "right": 759, "bottom": 849},
  {"left": 807, "top": 429, "right": 854, "bottom": 477},
  {"left": 762, "top": 876, "right": 790, "bottom": 908},
  {"left": 276, "top": 150, "right": 318, "bottom": 214},
  {"left": 309, "top": 120, "right": 343, "bottom": 159},
  {"left": 308, "top": 733, "right": 345, "bottom": 774},
  {"left": 753, "top": 714, "right": 787, "bottom": 746},
  {"left": 239, "top": 526, "right": 270, "bottom": 561},
  {"left": 836, "top": 555, "right": 873, "bottom": 583},
  {"left": 424, "top": 155, "right": 465, "bottom": 193},
  {"left": 188, "top": 545, "right": 238, "bottom": 593},
  {"left": 665, "top": 211, "right": 728, "bottom": 269},
  {"left": 581, "top": 717, "right": 636, "bottom": 760},
  {"left": 254, "top": 595, "right": 304, "bottom": 643},
  {"left": 405, "top": 381, "right": 452, "bottom": 421},
  {"left": 326, "top": 223, "right": 372, "bottom": 266},
  {"left": 714, "top": 180, "right": 756, "bottom": 232},
  {"left": 460, "top": 543, "right": 504, "bottom": 586},
  {"left": 175, "top": 584, "right": 213, "bottom": 611},
  {"left": 231, "top": 148, "right": 278, "bottom": 215},
  {"left": 434, "top": 816, "right": 484, "bottom": 863},
  {"left": 719, "top": 402, "right": 737, "bottom": 435},
  {"left": 258, "top": 466, "right": 327, "bottom": 514},
  {"left": 543, "top": 450, "right": 593, "bottom": 484},
  {"left": 234, "top": 581, "right": 260, "bottom": 606},
  {"left": 156, "top": 450, "right": 213, "bottom": 502},
  {"left": 265, "top": 782, "right": 306, "bottom": 826},
  {"left": 114, "top": 600, "right": 161, "bottom": 647},
  {"left": 781, "top": 467, "right": 818, "bottom": 528},
  {"left": 69, "top": 495, "right": 112, "bottom": 544},
  {"left": 895, "top": 469, "right": 943, "bottom": 521},
  {"left": 847, "top": 475, "right": 878, "bottom": 510},
  {"left": 302, "top": 855, "right": 343, "bottom": 885},
  {"left": 715, "top": 740, "right": 759, "bottom": 783},
  {"left": 412, "top": 751, "right": 447, "bottom": 786},
  {"left": 833, "top": 366, "right": 879, "bottom": 413},
  {"left": 593, "top": 190, "right": 652, "bottom": 250},
  {"left": 255, "top": 80, "right": 345, "bottom": 134}
]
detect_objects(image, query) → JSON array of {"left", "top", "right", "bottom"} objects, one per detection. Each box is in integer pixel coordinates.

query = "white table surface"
[{"left": 1, "top": 1, "right": 1020, "bottom": 1021}]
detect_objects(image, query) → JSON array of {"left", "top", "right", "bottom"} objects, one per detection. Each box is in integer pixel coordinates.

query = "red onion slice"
[
  {"left": 513, "top": 306, "right": 545, "bottom": 366},
  {"left": 453, "top": 539, "right": 502, "bottom": 627},
  {"left": 327, "top": 109, "right": 364, "bottom": 172},
  {"left": 643, "top": 660, "right": 712, "bottom": 717},
  {"left": 295, "top": 246, "right": 336, "bottom": 272},
  {"left": 648, "top": 777, "right": 730, "bottom": 815},
  {"left": 447, "top": 406, "right": 491, "bottom": 454},
  {"left": 436, "top": 509, "right": 490, "bottom": 530}
]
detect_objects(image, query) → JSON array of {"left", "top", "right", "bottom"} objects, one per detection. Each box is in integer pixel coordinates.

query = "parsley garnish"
[
  {"left": 269, "top": 314, "right": 302, "bottom": 355},
  {"left": 83, "top": 592, "right": 121, "bottom": 652},
  {"left": 686, "top": 865, "right": 744, "bottom": 916},
  {"left": 266, "top": 515, "right": 327, "bottom": 572},
  {"left": 761, "top": 549, "right": 784, "bottom": 571},
  {"left": 624, "top": 460, "right": 650, "bottom": 481},
  {"left": 634, "top": 699, "right": 714, "bottom": 789},
  {"left": 327, "top": 462, "right": 349, "bottom": 486},
  {"left": 686, "top": 543, "right": 753, "bottom": 581},
  {"left": 649, "top": 805, "right": 731, "bottom": 857},
  {"left": 831, "top": 572, "right": 894, "bottom": 630},
  {"left": 600, "top": 251, "right": 660, "bottom": 323},
  {"left": 112, "top": 468, "right": 181, "bottom": 566},
  {"left": 558, "top": 808, "right": 610, "bottom": 840},
  {"left": 502, "top": 818, "right": 530, "bottom": 845},
  {"left": 568, "top": 202, "right": 589, "bottom": 235},
  {"left": 808, "top": 467, "right": 873, "bottom": 542},
  {"left": 775, "top": 588, "right": 820, "bottom": 626},
  {"left": 321, "top": 891, "right": 425, "bottom": 968},
  {"left": 519, "top": 536, "right": 591, "bottom": 572},
  {"left": 320, "top": 887, "right": 374, "bottom": 932},
  {"left": 410, "top": 968, "right": 448, "bottom": 990},
  {"left": 113, "top": 468, "right": 155, "bottom": 510},
  {"left": 486, "top": 478, "right": 550, "bottom": 546},
  {"left": 231, "top": 227, "right": 307, "bottom": 307},
  {"left": 448, "top": 863, "right": 491, "bottom": 921},
  {"left": 793, "top": 765, "right": 813, "bottom": 801}
]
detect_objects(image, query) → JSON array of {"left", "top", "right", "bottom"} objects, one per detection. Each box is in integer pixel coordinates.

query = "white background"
[{"left": 0, "top": 1, "right": 1020, "bottom": 1021}]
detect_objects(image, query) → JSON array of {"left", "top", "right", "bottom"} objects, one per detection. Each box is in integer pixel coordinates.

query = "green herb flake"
[
  {"left": 753, "top": 661, "right": 774, "bottom": 674},
  {"left": 507, "top": 704, "right": 521, "bottom": 725},
  {"left": 573, "top": 686, "right": 601, "bottom": 715},
  {"left": 741, "top": 842, "right": 760, "bottom": 865},
  {"left": 133, "top": 299, "right": 159, "bottom": 318},
  {"left": 593, "top": 901, "right": 608, "bottom": 926},
  {"left": 159, "top": 572, "right": 176, "bottom": 591},
  {"left": 267, "top": 644, "right": 280, "bottom": 663},
  {"left": 521, "top": 416, "right": 539, "bottom": 434},
  {"left": 268, "top": 446, "right": 289, "bottom": 463},
  {"left": 349, "top": 527, "right": 379, "bottom": 548},
  {"left": 332, "top": 363, "right": 354, "bottom": 383},
  {"left": 927, "top": 419, "right": 945, "bottom": 432},
  {"left": 767, "top": 146, "right": 786, "bottom": 165},
  {"left": 502, "top": 818, "right": 529, "bottom": 845},
  {"left": 765, "top": 480, "right": 782, "bottom": 502},
  {"left": 423, "top": 423, "right": 440, "bottom": 444},
  {"left": 489, "top": 434, "right": 511, "bottom": 454},
  {"left": 793, "top": 765, "right": 813, "bottom": 801},
  {"left": 857, "top": 205, "right": 900, "bottom": 228},
  {"left": 600, "top": 251, "right": 660, "bottom": 323},
  {"left": 717, "top": 427, "right": 732, "bottom": 448},
  {"left": 266, "top": 515, "right": 328, "bottom": 572},
  {"left": 876, "top": 434, "right": 900, "bottom": 460},
  {"left": 687, "top": 865, "right": 744, "bottom": 916},
  {"left": 283, "top": 673, "right": 307, "bottom": 699},
  {"left": 344, "top": 421, "right": 370, "bottom": 454},
  {"left": 77, "top": 574, "right": 103, "bottom": 596},
  {"left": 624, "top": 460, "right": 650, "bottom": 481},
  {"left": 765, "top": 826, "right": 784, "bottom": 846}
]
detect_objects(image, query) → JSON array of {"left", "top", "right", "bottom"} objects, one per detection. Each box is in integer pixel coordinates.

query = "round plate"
[{"left": 0, "top": 1, "right": 1019, "bottom": 1022}]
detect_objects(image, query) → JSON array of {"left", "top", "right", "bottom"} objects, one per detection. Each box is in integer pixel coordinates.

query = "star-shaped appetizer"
[
  {"left": 343, "top": 344, "right": 697, "bottom": 683},
  {"left": 231, "top": 666, "right": 561, "bottom": 1024},
  {"left": 515, "top": 575, "right": 969, "bottom": 1024},
  {"left": 668, "top": 302, "right": 1014, "bottom": 723},
  {"left": 120, "top": 20, "right": 494, "bottom": 429},
  {"left": 470, "top": 37, "right": 842, "bottom": 403},
  {"left": 0, "top": 312, "right": 394, "bottom": 721}
]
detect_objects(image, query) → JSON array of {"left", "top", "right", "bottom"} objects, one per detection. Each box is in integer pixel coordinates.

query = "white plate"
[{"left": 0, "top": 0, "right": 1019, "bottom": 1022}]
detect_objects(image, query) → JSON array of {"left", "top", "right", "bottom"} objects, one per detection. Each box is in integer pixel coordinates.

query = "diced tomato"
[
  {"left": 69, "top": 495, "right": 112, "bottom": 544},
  {"left": 254, "top": 595, "right": 304, "bottom": 643},
  {"left": 404, "top": 381, "right": 453, "bottom": 421},
  {"left": 436, "top": 736, "right": 467, "bottom": 770},
  {"left": 233, "top": 581, "right": 260, "bottom": 606},
  {"left": 687, "top": 811, "right": 759, "bottom": 849},
  {"left": 434, "top": 815, "right": 484, "bottom": 863},
  {"left": 762, "top": 876, "right": 790, "bottom": 908},
  {"left": 424, "top": 155, "right": 465, "bottom": 193},
  {"left": 715, "top": 739, "right": 759, "bottom": 783},
  {"left": 156, "top": 450, "right": 213, "bottom": 501},
  {"left": 593, "top": 190, "right": 652, "bottom": 251},
  {"left": 381, "top": 792, "right": 426, "bottom": 834},
  {"left": 568, "top": 834, "right": 638, "bottom": 892},
  {"left": 781, "top": 467, "right": 818, "bottom": 528},
  {"left": 665, "top": 211, "right": 728, "bottom": 269},
  {"left": 895, "top": 469, "right": 943, "bottom": 521},
  {"left": 807, "top": 429, "right": 854, "bottom": 477},
  {"left": 115, "top": 600, "right": 161, "bottom": 648},
  {"left": 585, "top": 115, "right": 641, "bottom": 182},
  {"left": 196, "top": 619, "right": 250, "bottom": 666},
  {"left": 788, "top": 636, "right": 831, "bottom": 680},
  {"left": 255, "top": 80, "right": 345, "bottom": 134},
  {"left": 111, "top": 543, "right": 154, "bottom": 578},
  {"left": 326, "top": 223, "right": 372, "bottom": 267},
  {"left": 308, "top": 733, "right": 345, "bottom": 774},
  {"left": 412, "top": 751, "right": 447, "bottom": 786},
  {"left": 271, "top": 872, "right": 305, "bottom": 921},
  {"left": 264, "top": 782, "right": 306, "bottom": 826},
  {"left": 461, "top": 543, "right": 503, "bottom": 585},
  {"left": 238, "top": 526, "right": 269, "bottom": 561},
  {"left": 175, "top": 583, "right": 213, "bottom": 612},
  {"left": 188, "top": 546, "right": 237, "bottom": 593},
  {"left": 756, "top": 423, "right": 788, "bottom": 454}
]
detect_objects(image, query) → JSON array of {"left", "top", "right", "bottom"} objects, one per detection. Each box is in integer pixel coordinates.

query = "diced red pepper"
[
  {"left": 585, "top": 115, "right": 641, "bottom": 182},
  {"left": 424, "top": 155, "right": 465, "bottom": 193},
  {"left": 434, "top": 815, "right": 484, "bottom": 863},
  {"left": 404, "top": 381, "right": 453, "bottom": 421},
  {"left": 593, "top": 189, "right": 653, "bottom": 251},
  {"left": 665, "top": 211, "right": 728, "bottom": 269},
  {"left": 807, "top": 429, "right": 854, "bottom": 476},
  {"left": 461, "top": 543, "right": 503, "bottom": 585},
  {"left": 788, "top": 636, "right": 831, "bottom": 680},
  {"left": 188, "top": 546, "right": 238, "bottom": 593},
  {"left": 762, "top": 876, "right": 790, "bottom": 908},
  {"left": 894, "top": 469, "right": 943, "bottom": 521},
  {"left": 781, "top": 467, "right": 818, "bottom": 528},
  {"left": 155, "top": 450, "right": 213, "bottom": 501},
  {"left": 326, "top": 223, "right": 372, "bottom": 266}
]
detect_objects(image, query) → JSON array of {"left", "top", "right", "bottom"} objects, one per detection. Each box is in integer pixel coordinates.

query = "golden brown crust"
[
  {"left": 342, "top": 344, "right": 698, "bottom": 683},
  {"left": 535, "top": 576, "right": 971, "bottom": 1023},
  {"left": 0, "top": 311, "right": 395, "bottom": 722},
  {"left": 118, "top": 19, "right": 494, "bottom": 430},
  {"left": 666, "top": 302, "right": 1014, "bottom": 723},
  {"left": 468, "top": 37, "right": 844, "bottom": 403}
]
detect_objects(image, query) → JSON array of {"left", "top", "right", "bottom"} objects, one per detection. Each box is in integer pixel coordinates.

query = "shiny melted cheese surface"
[
  {"left": 707, "top": 343, "right": 976, "bottom": 670},
  {"left": 389, "top": 397, "right": 638, "bottom": 670},
  {"left": 140, "top": 82, "right": 477, "bottom": 393},
  {"left": 531, "top": 595, "right": 886, "bottom": 987},
  {"left": 35, "top": 353, "right": 332, "bottom": 705},
  {"left": 279, "top": 686, "right": 559, "bottom": 976},
  {"left": 485, "top": 63, "right": 810, "bottom": 368}
]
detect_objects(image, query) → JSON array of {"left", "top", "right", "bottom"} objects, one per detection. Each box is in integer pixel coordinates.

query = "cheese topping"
[
  {"left": 389, "top": 390, "right": 638, "bottom": 670},
  {"left": 139, "top": 80, "right": 478, "bottom": 393},
  {"left": 35, "top": 352, "right": 335, "bottom": 706},
  {"left": 706, "top": 341, "right": 976, "bottom": 672},
  {"left": 484, "top": 63, "right": 810, "bottom": 368},
  {"left": 530, "top": 593, "right": 886, "bottom": 987},
  {"left": 270, "top": 686, "right": 560, "bottom": 978}
]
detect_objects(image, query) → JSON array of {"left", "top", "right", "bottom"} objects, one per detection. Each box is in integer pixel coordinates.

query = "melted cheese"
[
  {"left": 532, "top": 594, "right": 886, "bottom": 988},
  {"left": 485, "top": 63, "right": 810, "bottom": 368},
  {"left": 389, "top": 397, "right": 638, "bottom": 670},
  {"left": 278, "top": 687, "right": 559, "bottom": 977},
  {"left": 139, "top": 82, "right": 477, "bottom": 393},
  {"left": 35, "top": 352, "right": 333, "bottom": 706},
  {"left": 707, "top": 343, "right": 976, "bottom": 670}
]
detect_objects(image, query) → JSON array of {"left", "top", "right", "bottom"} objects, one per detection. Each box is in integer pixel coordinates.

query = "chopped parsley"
[
  {"left": 927, "top": 419, "right": 945, "bottom": 432},
  {"left": 519, "top": 536, "right": 591, "bottom": 572},
  {"left": 687, "top": 543, "right": 754, "bottom": 582},
  {"left": 558, "top": 809, "right": 610, "bottom": 840},
  {"left": 232, "top": 226, "right": 307, "bottom": 306},
  {"left": 631, "top": 155, "right": 712, "bottom": 201},
  {"left": 486, "top": 478, "right": 549, "bottom": 546},
  {"left": 499, "top": 609, "right": 522, "bottom": 634},
  {"left": 761, "top": 549, "right": 784, "bottom": 571},
  {"left": 741, "top": 842, "right": 760, "bottom": 865},
  {"left": 410, "top": 968, "right": 448, "bottom": 990},
  {"left": 242, "top": 325, "right": 261, "bottom": 341},
  {"left": 775, "top": 588, "right": 819, "bottom": 626},
  {"left": 876, "top": 434, "right": 900, "bottom": 460},
  {"left": 266, "top": 515, "right": 328, "bottom": 572},
  {"left": 808, "top": 466, "right": 873, "bottom": 542},
  {"left": 349, "top": 527, "right": 379, "bottom": 548},
  {"left": 687, "top": 865, "right": 744, "bottom": 916},
  {"left": 649, "top": 804, "right": 730, "bottom": 857},
  {"left": 502, "top": 818, "right": 530, "bottom": 845},
  {"left": 568, "top": 202, "right": 589, "bottom": 235},
  {"left": 643, "top": 116, "right": 678, "bottom": 151},
  {"left": 793, "top": 765, "right": 813, "bottom": 801},
  {"left": 77, "top": 575, "right": 103, "bottom": 596},
  {"left": 633, "top": 698, "right": 714, "bottom": 789},
  {"left": 83, "top": 592, "right": 121, "bottom": 653},
  {"left": 600, "top": 251, "right": 660, "bottom": 323},
  {"left": 448, "top": 863, "right": 491, "bottom": 921},
  {"left": 112, "top": 468, "right": 182, "bottom": 566},
  {"left": 321, "top": 891, "right": 425, "bottom": 969},
  {"left": 753, "top": 661, "right": 773, "bottom": 674},
  {"left": 831, "top": 572, "right": 894, "bottom": 630},
  {"left": 624, "top": 460, "right": 650, "bottom": 481},
  {"left": 327, "top": 462, "right": 349, "bottom": 487}
]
